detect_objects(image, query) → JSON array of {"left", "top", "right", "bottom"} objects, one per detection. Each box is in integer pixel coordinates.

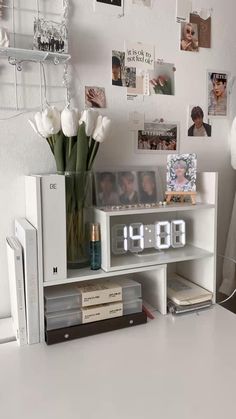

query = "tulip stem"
[{"left": 68, "top": 137, "right": 72, "bottom": 158}]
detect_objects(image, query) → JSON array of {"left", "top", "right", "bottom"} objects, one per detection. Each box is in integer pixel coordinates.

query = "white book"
[
  {"left": 15, "top": 218, "right": 40, "bottom": 344},
  {"left": 25, "top": 175, "right": 44, "bottom": 342},
  {"left": 6, "top": 236, "right": 27, "bottom": 346},
  {"left": 167, "top": 273, "right": 213, "bottom": 306},
  {"left": 40, "top": 174, "right": 67, "bottom": 282},
  {"left": 25, "top": 174, "right": 67, "bottom": 282}
]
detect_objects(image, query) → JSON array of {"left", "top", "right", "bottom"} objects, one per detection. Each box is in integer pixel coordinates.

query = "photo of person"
[
  {"left": 149, "top": 62, "right": 175, "bottom": 95},
  {"left": 167, "top": 154, "right": 197, "bottom": 192},
  {"left": 95, "top": 172, "right": 119, "bottom": 206},
  {"left": 85, "top": 86, "right": 106, "bottom": 108},
  {"left": 137, "top": 122, "right": 179, "bottom": 152},
  {"left": 180, "top": 22, "right": 199, "bottom": 52},
  {"left": 118, "top": 171, "right": 139, "bottom": 205},
  {"left": 112, "top": 51, "right": 136, "bottom": 87},
  {"left": 188, "top": 106, "right": 212, "bottom": 137},
  {"left": 33, "top": 18, "right": 68, "bottom": 53},
  {"left": 138, "top": 171, "right": 157, "bottom": 203},
  {"left": 207, "top": 72, "right": 228, "bottom": 117}
]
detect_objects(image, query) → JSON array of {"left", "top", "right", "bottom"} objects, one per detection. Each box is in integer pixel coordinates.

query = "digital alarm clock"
[{"left": 111, "top": 220, "right": 186, "bottom": 255}]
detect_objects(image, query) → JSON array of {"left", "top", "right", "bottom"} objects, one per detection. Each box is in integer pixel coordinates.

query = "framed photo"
[
  {"left": 95, "top": 172, "right": 120, "bottom": 206},
  {"left": 166, "top": 153, "right": 197, "bottom": 192},
  {"left": 117, "top": 171, "right": 139, "bottom": 205},
  {"left": 207, "top": 71, "right": 229, "bottom": 118},
  {"left": 188, "top": 105, "right": 212, "bottom": 137},
  {"left": 149, "top": 62, "right": 175, "bottom": 95},
  {"left": 136, "top": 122, "right": 179, "bottom": 153},
  {"left": 33, "top": 18, "right": 68, "bottom": 53}
]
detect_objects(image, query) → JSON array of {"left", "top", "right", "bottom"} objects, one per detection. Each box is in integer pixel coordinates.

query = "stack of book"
[
  {"left": 44, "top": 278, "right": 146, "bottom": 344},
  {"left": 167, "top": 273, "right": 213, "bottom": 315}
]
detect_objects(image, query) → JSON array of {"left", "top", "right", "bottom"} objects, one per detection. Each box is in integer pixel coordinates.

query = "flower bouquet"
[{"left": 30, "top": 106, "right": 111, "bottom": 268}]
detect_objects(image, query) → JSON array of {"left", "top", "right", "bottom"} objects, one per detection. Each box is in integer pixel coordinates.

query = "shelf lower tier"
[{"left": 43, "top": 245, "right": 213, "bottom": 286}]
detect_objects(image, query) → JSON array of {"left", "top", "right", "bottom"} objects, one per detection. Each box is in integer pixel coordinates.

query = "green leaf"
[
  {"left": 76, "top": 123, "right": 89, "bottom": 172},
  {"left": 53, "top": 131, "right": 66, "bottom": 173}
]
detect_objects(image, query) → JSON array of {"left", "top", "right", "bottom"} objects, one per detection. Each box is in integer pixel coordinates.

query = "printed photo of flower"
[{"left": 149, "top": 62, "right": 175, "bottom": 95}]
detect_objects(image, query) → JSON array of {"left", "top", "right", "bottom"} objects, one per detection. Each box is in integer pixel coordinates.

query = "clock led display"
[{"left": 112, "top": 220, "right": 186, "bottom": 255}]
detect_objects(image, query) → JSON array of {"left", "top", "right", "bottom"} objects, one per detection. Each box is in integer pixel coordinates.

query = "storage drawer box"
[
  {"left": 45, "top": 298, "right": 143, "bottom": 330},
  {"left": 44, "top": 278, "right": 142, "bottom": 313}
]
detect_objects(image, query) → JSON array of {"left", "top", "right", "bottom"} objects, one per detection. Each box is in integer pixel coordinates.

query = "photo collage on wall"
[{"left": 94, "top": 169, "right": 163, "bottom": 208}]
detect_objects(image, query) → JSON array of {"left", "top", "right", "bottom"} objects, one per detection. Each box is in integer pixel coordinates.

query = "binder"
[
  {"left": 6, "top": 236, "right": 27, "bottom": 346},
  {"left": 15, "top": 218, "right": 40, "bottom": 344}
]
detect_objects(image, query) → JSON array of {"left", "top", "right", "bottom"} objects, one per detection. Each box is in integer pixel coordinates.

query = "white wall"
[{"left": 0, "top": 0, "right": 236, "bottom": 317}]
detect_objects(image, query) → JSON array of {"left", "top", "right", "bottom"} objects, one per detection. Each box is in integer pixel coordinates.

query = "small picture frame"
[
  {"left": 33, "top": 18, "right": 68, "bottom": 53},
  {"left": 166, "top": 153, "right": 197, "bottom": 192},
  {"left": 136, "top": 122, "right": 179, "bottom": 153}
]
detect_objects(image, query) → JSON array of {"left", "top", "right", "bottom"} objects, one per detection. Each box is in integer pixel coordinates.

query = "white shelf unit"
[{"left": 39, "top": 172, "right": 218, "bottom": 341}]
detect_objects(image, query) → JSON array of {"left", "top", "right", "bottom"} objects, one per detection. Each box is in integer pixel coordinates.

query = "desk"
[{"left": 1, "top": 305, "right": 236, "bottom": 419}]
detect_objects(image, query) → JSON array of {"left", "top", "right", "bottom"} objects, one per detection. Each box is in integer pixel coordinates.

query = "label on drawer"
[
  {"left": 82, "top": 302, "right": 123, "bottom": 324},
  {"left": 77, "top": 281, "right": 122, "bottom": 307}
]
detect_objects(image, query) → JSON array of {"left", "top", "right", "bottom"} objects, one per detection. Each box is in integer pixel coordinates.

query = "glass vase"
[{"left": 65, "top": 171, "right": 93, "bottom": 269}]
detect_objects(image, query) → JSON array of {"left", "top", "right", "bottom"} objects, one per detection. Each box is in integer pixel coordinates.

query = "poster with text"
[
  {"left": 125, "top": 41, "right": 154, "bottom": 70},
  {"left": 207, "top": 71, "right": 229, "bottom": 118}
]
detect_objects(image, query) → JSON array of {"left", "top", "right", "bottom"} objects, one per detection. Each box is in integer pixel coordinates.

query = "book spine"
[
  {"left": 15, "top": 220, "right": 40, "bottom": 344},
  {"left": 25, "top": 176, "right": 44, "bottom": 342},
  {"left": 6, "top": 239, "right": 27, "bottom": 346},
  {"left": 41, "top": 174, "right": 67, "bottom": 282}
]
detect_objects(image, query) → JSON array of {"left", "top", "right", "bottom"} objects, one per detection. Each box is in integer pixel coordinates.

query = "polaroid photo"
[
  {"left": 33, "top": 18, "right": 68, "bottom": 53},
  {"left": 166, "top": 153, "right": 197, "bottom": 192},
  {"left": 149, "top": 62, "right": 175, "bottom": 95},
  {"left": 85, "top": 86, "right": 106, "bottom": 108},
  {"left": 136, "top": 122, "right": 179, "bottom": 153},
  {"left": 207, "top": 71, "right": 229, "bottom": 118},
  {"left": 188, "top": 105, "right": 212, "bottom": 137},
  {"left": 180, "top": 22, "right": 199, "bottom": 52}
]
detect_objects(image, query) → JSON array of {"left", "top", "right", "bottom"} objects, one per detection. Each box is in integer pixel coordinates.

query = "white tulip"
[
  {"left": 42, "top": 106, "right": 61, "bottom": 135},
  {"left": 79, "top": 109, "right": 99, "bottom": 137},
  {"left": 28, "top": 119, "right": 45, "bottom": 139},
  {"left": 34, "top": 112, "right": 49, "bottom": 138},
  {"left": 92, "top": 116, "right": 111, "bottom": 143},
  {"left": 61, "top": 107, "right": 79, "bottom": 137}
]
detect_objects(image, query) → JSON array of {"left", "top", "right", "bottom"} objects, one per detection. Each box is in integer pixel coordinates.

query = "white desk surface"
[{"left": 1, "top": 305, "right": 236, "bottom": 419}]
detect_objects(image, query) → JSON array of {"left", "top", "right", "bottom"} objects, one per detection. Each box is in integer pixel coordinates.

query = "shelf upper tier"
[{"left": 0, "top": 47, "right": 71, "bottom": 65}]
